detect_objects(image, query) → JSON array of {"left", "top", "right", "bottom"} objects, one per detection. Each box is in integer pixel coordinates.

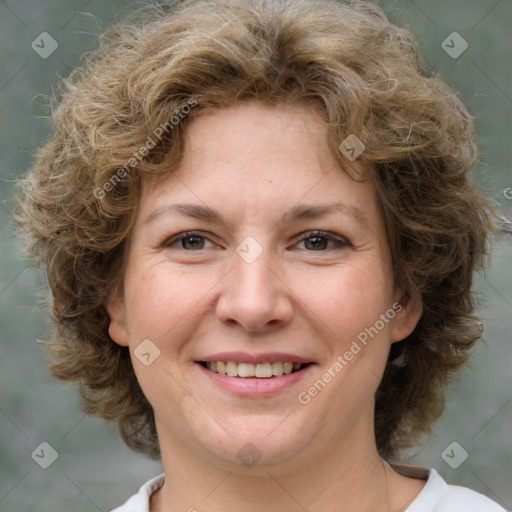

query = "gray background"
[{"left": 0, "top": 0, "right": 511, "bottom": 511}]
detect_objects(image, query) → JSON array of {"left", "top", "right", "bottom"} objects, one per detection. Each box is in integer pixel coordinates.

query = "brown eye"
[
  {"left": 164, "top": 231, "right": 215, "bottom": 250},
  {"left": 295, "top": 231, "right": 349, "bottom": 251},
  {"left": 304, "top": 236, "right": 329, "bottom": 250},
  {"left": 181, "top": 236, "right": 205, "bottom": 250}
]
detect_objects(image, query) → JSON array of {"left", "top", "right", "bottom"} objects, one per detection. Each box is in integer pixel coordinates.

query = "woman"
[{"left": 15, "top": 0, "right": 506, "bottom": 510}]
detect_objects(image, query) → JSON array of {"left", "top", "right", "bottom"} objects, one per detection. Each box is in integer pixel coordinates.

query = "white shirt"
[{"left": 110, "top": 463, "right": 507, "bottom": 512}]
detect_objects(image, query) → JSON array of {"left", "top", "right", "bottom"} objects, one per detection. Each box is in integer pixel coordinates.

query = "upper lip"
[{"left": 198, "top": 352, "right": 315, "bottom": 364}]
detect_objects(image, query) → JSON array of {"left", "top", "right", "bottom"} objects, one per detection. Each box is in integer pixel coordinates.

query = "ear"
[
  {"left": 105, "top": 285, "right": 130, "bottom": 347},
  {"left": 390, "top": 288, "right": 423, "bottom": 343}
]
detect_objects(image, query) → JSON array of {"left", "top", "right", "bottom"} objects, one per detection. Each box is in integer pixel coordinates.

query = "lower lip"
[{"left": 196, "top": 363, "right": 316, "bottom": 397}]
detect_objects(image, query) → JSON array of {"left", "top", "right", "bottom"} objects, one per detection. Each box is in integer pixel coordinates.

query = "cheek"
[
  {"left": 124, "top": 262, "right": 188, "bottom": 338},
  {"left": 124, "top": 260, "right": 223, "bottom": 344},
  {"left": 297, "top": 262, "right": 392, "bottom": 343}
]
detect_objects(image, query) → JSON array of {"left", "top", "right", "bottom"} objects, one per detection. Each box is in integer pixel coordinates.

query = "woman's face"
[{"left": 108, "top": 102, "right": 420, "bottom": 470}]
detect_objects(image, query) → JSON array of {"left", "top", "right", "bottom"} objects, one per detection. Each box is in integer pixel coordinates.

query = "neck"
[{"left": 151, "top": 421, "right": 396, "bottom": 512}]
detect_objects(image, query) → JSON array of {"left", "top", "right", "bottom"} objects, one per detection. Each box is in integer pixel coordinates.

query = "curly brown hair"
[{"left": 15, "top": 0, "right": 495, "bottom": 460}]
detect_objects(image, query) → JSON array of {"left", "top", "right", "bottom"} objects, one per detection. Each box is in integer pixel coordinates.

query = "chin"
[{"left": 190, "top": 416, "right": 312, "bottom": 471}]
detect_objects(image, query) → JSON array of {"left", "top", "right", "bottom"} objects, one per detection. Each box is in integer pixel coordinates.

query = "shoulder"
[
  {"left": 389, "top": 462, "right": 507, "bottom": 512},
  {"left": 110, "top": 474, "right": 164, "bottom": 512},
  {"left": 431, "top": 482, "right": 507, "bottom": 512}
]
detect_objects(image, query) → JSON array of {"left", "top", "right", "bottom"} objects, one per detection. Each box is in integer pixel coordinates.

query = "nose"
[{"left": 215, "top": 245, "right": 294, "bottom": 332}]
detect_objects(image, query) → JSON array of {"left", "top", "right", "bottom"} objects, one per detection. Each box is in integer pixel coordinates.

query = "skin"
[{"left": 107, "top": 102, "right": 425, "bottom": 512}]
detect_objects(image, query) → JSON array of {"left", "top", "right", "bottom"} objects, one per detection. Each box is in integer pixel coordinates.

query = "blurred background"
[{"left": 0, "top": 0, "right": 510, "bottom": 510}]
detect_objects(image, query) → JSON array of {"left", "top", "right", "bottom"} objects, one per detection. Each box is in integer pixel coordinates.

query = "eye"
[
  {"left": 293, "top": 230, "right": 349, "bottom": 251},
  {"left": 162, "top": 230, "right": 348, "bottom": 252},
  {"left": 163, "top": 231, "right": 216, "bottom": 250}
]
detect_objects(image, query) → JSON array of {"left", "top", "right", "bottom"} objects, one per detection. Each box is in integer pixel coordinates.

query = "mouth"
[
  {"left": 197, "top": 360, "right": 313, "bottom": 378},
  {"left": 196, "top": 352, "right": 318, "bottom": 398},
  {"left": 195, "top": 352, "right": 317, "bottom": 396}
]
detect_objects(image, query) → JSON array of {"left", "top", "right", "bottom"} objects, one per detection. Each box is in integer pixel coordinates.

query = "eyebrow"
[
  {"left": 280, "top": 202, "right": 370, "bottom": 230},
  {"left": 143, "top": 201, "right": 370, "bottom": 230}
]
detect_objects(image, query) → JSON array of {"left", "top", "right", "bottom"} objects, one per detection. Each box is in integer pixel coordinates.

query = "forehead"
[
  {"left": 145, "top": 101, "right": 371, "bottom": 182},
  {"left": 183, "top": 102, "right": 351, "bottom": 175},
  {"left": 139, "top": 102, "right": 379, "bottom": 227}
]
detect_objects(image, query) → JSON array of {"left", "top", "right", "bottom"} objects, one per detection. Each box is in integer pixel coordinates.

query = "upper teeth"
[{"left": 206, "top": 361, "right": 302, "bottom": 378}]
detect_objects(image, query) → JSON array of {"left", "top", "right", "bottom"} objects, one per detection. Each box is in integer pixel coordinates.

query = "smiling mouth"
[{"left": 198, "top": 361, "right": 312, "bottom": 378}]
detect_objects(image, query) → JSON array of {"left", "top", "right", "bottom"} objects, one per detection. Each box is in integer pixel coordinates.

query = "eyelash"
[{"left": 162, "top": 230, "right": 349, "bottom": 252}]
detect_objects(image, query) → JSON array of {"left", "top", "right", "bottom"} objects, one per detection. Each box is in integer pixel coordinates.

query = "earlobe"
[
  {"left": 391, "top": 290, "right": 423, "bottom": 343},
  {"left": 105, "top": 287, "right": 130, "bottom": 347}
]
